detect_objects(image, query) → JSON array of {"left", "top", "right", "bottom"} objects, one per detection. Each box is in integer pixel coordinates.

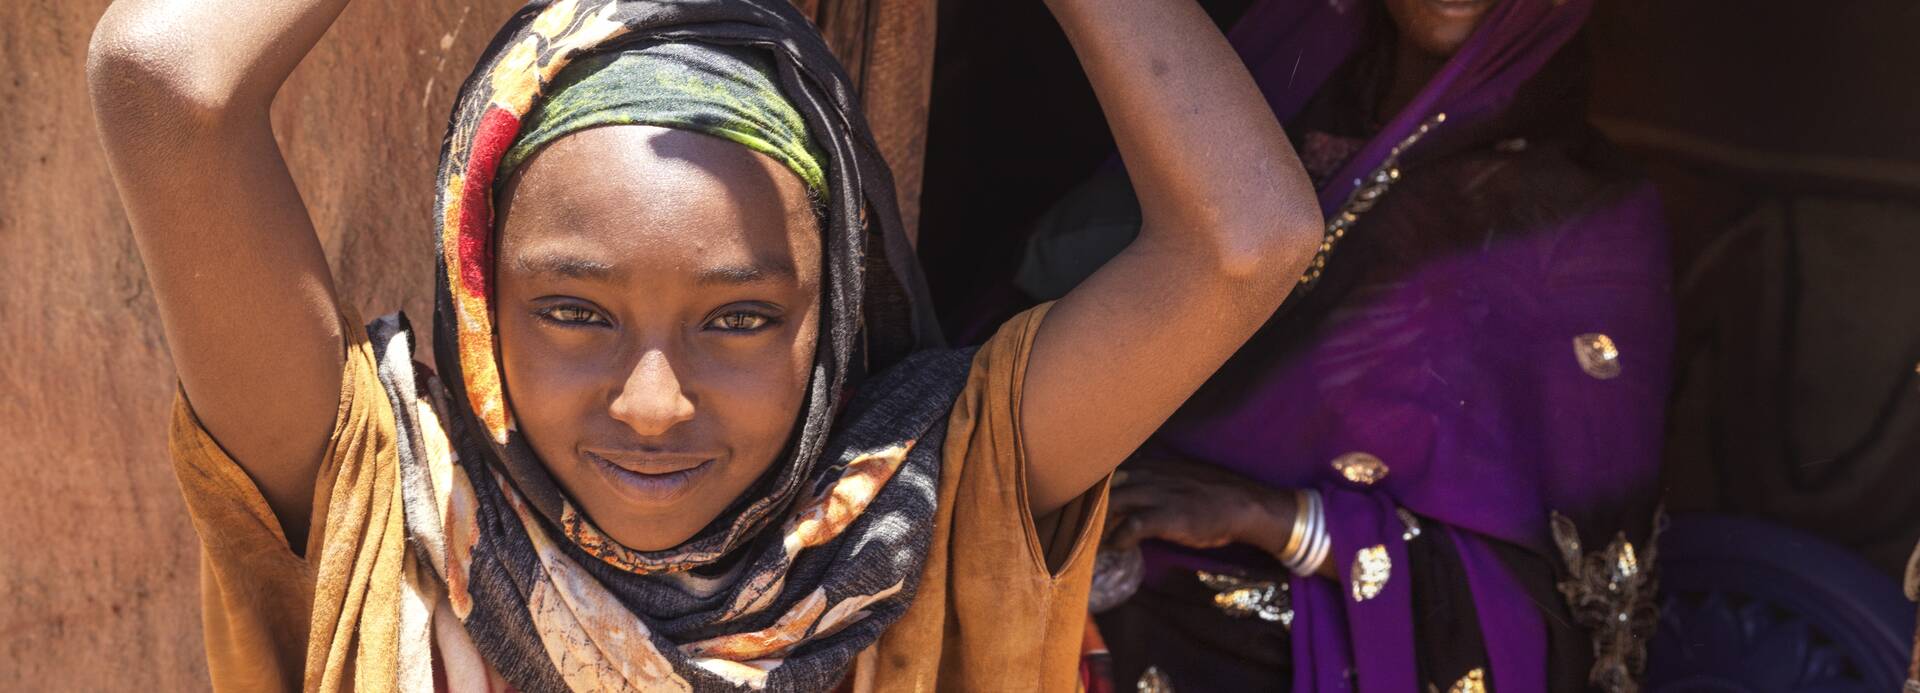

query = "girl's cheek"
[
  {"left": 507, "top": 326, "right": 613, "bottom": 411},
  {"left": 695, "top": 343, "right": 810, "bottom": 412}
]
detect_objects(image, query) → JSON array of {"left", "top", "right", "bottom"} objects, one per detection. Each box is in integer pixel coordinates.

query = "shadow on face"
[
  {"left": 1383, "top": 0, "right": 1498, "bottom": 59},
  {"left": 494, "top": 124, "right": 824, "bottom": 551}
]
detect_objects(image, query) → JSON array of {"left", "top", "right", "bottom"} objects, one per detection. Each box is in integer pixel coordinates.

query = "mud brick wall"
[{"left": 0, "top": 0, "right": 932, "bottom": 687}]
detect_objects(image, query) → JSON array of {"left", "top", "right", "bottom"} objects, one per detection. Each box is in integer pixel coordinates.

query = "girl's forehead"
[
  {"left": 496, "top": 126, "right": 824, "bottom": 274},
  {"left": 504, "top": 126, "right": 812, "bottom": 217}
]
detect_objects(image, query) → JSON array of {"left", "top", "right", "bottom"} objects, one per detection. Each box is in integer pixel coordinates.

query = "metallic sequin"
[
  {"left": 1573, "top": 333, "right": 1622, "bottom": 380},
  {"left": 1614, "top": 541, "right": 1639, "bottom": 584},
  {"left": 1448, "top": 668, "right": 1487, "bottom": 693},
  {"left": 1197, "top": 571, "right": 1293, "bottom": 627},
  {"left": 1351, "top": 545, "right": 1392, "bottom": 602},
  {"left": 1332, "top": 451, "right": 1389, "bottom": 486},
  {"left": 1396, "top": 508, "right": 1423, "bottom": 542},
  {"left": 1138, "top": 666, "right": 1175, "bottom": 693}
]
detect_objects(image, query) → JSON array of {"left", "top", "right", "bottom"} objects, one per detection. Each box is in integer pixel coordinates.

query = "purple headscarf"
[{"left": 1139, "top": 0, "right": 1675, "bottom": 689}]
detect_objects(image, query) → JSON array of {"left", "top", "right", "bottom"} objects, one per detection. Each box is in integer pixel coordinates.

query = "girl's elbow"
[
  {"left": 87, "top": 19, "right": 237, "bottom": 132},
  {"left": 1214, "top": 209, "right": 1321, "bottom": 288}
]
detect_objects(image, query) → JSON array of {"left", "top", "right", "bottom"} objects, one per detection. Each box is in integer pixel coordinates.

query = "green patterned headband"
[{"left": 499, "top": 40, "right": 828, "bottom": 197}]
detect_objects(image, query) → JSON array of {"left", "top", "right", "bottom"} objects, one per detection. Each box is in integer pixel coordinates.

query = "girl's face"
[
  {"left": 494, "top": 125, "right": 823, "bottom": 551},
  {"left": 1383, "top": 0, "right": 1496, "bottom": 59}
]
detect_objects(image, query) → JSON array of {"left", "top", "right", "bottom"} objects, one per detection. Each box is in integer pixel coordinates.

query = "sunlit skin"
[
  {"left": 93, "top": 0, "right": 1320, "bottom": 558},
  {"left": 494, "top": 125, "right": 822, "bottom": 551}
]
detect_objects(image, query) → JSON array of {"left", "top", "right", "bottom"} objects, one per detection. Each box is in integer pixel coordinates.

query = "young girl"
[{"left": 87, "top": 0, "right": 1321, "bottom": 689}]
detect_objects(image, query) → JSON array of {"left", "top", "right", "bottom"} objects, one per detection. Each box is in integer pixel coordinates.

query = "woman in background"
[{"left": 1015, "top": 0, "right": 1674, "bottom": 690}]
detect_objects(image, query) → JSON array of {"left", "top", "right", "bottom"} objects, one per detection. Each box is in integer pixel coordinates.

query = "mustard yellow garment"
[{"left": 170, "top": 302, "right": 1106, "bottom": 691}]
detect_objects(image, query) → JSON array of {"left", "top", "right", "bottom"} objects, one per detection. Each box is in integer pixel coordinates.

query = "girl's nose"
[{"left": 608, "top": 348, "right": 695, "bottom": 436}]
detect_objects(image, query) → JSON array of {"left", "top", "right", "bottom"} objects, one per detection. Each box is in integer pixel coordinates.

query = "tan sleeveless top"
[{"left": 169, "top": 303, "right": 1106, "bottom": 691}]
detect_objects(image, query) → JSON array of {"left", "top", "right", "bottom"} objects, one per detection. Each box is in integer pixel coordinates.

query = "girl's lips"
[{"left": 582, "top": 450, "right": 715, "bottom": 505}]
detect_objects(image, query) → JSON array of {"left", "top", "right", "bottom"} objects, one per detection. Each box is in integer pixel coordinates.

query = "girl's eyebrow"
[
  {"left": 513, "top": 251, "right": 796, "bottom": 286},
  {"left": 696, "top": 261, "right": 797, "bottom": 286},
  {"left": 513, "top": 252, "right": 618, "bottom": 281}
]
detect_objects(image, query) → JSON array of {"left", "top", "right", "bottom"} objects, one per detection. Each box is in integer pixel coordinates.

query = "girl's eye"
[
  {"left": 537, "top": 305, "right": 608, "bottom": 326},
  {"left": 709, "top": 311, "right": 773, "bottom": 332}
]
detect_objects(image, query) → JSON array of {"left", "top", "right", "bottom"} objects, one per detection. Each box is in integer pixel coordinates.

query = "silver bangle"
[
  {"left": 1278, "top": 490, "right": 1310, "bottom": 569},
  {"left": 1282, "top": 490, "right": 1331, "bottom": 576},
  {"left": 1278, "top": 489, "right": 1310, "bottom": 559}
]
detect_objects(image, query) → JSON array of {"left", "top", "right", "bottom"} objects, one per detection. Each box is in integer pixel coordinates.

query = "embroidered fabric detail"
[
  {"left": 1573, "top": 333, "right": 1622, "bottom": 380},
  {"left": 1552, "top": 509, "right": 1665, "bottom": 692},
  {"left": 1351, "top": 545, "right": 1391, "bottom": 602},
  {"left": 1447, "top": 668, "right": 1487, "bottom": 693},
  {"left": 1332, "top": 451, "right": 1389, "bottom": 486},
  {"left": 1298, "top": 113, "right": 1447, "bottom": 289},
  {"left": 1137, "top": 666, "right": 1175, "bottom": 693},
  {"left": 1196, "top": 571, "right": 1293, "bottom": 627},
  {"left": 1397, "top": 508, "right": 1423, "bottom": 541}
]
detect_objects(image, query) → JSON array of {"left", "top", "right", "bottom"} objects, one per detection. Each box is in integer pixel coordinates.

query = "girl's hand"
[{"left": 1103, "top": 453, "right": 1298, "bottom": 557}]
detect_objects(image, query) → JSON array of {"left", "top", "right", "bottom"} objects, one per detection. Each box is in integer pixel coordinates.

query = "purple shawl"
[{"left": 1141, "top": 0, "right": 1675, "bottom": 689}]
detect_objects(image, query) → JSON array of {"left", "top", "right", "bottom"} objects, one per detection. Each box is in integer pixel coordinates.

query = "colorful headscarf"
[{"left": 379, "top": 0, "right": 964, "bottom": 690}]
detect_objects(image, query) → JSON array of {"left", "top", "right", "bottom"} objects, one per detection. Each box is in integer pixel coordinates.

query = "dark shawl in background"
[
  {"left": 389, "top": 0, "right": 966, "bottom": 690},
  {"left": 1018, "top": 0, "right": 1674, "bottom": 690}
]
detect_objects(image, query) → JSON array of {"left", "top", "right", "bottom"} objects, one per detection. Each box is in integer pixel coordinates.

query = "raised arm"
[
  {"left": 88, "top": 0, "right": 354, "bottom": 545},
  {"left": 1022, "top": 0, "right": 1321, "bottom": 513}
]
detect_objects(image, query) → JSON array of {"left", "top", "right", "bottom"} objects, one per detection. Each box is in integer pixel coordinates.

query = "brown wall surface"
[{"left": 0, "top": 0, "right": 933, "bottom": 689}]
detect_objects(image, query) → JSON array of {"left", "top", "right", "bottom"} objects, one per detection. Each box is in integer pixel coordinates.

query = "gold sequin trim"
[
  {"left": 1196, "top": 571, "right": 1293, "bottom": 627},
  {"left": 1298, "top": 113, "right": 1447, "bottom": 289},
  {"left": 1448, "top": 668, "right": 1487, "bottom": 693},
  {"left": 1138, "top": 666, "right": 1175, "bottom": 693},
  {"left": 1351, "top": 545, "right": 1392, "bottom": 602},
  {"left": 1332, "top": 451, "right": 1389, "bottom": 486},
  {"left": 1573, "top": 333, "right": 1622, "bottom": 380}
]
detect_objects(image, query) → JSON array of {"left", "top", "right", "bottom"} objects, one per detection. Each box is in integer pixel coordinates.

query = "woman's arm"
[
  {"left": 1102, "top": 454, "right": 1336, "bottom": 577},
  {"left": 1022, "top": 0, "right": 1321, "bottom": 513},
  {"left": 88, "top": 0, "right": 355, "bottom": 546}
]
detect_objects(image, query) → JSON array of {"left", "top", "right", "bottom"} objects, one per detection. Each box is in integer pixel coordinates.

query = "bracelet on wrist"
[{"left": 1278, "top": 489, "right": 1330, "bottom": 576}]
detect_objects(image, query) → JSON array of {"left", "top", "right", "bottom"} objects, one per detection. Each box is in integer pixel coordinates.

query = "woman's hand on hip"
[{"left": 1103, "top": 453, "right": 1299, "bottom": 556}]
